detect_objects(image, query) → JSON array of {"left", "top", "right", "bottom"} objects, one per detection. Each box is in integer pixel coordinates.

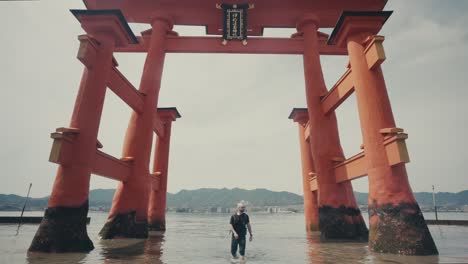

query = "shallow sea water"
[{"left": 1, "top": 211, "right": 468, "bottom": 264}]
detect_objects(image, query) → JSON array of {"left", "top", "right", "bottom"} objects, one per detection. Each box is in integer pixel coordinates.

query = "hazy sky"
[{"left": 0, "top": 1, "right": 467, "bottom": 198}]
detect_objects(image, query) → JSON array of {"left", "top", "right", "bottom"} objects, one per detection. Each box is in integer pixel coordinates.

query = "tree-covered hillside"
[{"left": 1, "top": 188, "right": 467, "bottom": 211}]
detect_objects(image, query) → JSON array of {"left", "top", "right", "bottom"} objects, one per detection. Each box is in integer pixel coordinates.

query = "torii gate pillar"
[
  {"left": 297, "top": 14, "right": 368, "bottom": 241},
  {"left": 29, "top": 10, "right": 137, "bottom": 252},
  {"left": 99, "top": 15, "right": 174, "bottom": 239},
  {"left": 289, "top": 109, "right": 319, "bottom": 232},
  {"left": 329, "top": 11, "right": 438, "bottom": 255},
  {"left": 148, "top": 108, "right": 181, "bottom": 231}
]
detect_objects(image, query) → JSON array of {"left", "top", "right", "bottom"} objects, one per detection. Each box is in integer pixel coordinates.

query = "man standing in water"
[{"left": 229, "top": 201, "right": 253, "bottom": 262}]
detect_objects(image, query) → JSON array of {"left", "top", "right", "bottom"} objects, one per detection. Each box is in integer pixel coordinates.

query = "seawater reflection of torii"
[{"left": 28, "top": 0, "right": 437, "bottom": 256}]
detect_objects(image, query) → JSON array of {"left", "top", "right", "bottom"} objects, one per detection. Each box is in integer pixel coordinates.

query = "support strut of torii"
[{"left": 29, "top": 0, "right": 438, "bottom": 256}]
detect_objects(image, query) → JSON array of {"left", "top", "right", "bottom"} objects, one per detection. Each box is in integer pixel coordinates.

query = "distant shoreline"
[{"left": 1, "top": 188, "right": 467, "bottom": 213}]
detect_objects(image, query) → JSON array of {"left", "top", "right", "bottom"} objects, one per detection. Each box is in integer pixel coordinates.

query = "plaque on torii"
[{"left": 216, "top": 3, "right": 254, "bottom": 45}]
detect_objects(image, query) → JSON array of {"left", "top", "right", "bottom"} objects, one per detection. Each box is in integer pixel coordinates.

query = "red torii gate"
[{"left": 29, "top": 0, "right": 438, "bottom": 256}]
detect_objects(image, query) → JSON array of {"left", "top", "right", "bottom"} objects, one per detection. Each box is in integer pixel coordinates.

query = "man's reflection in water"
[{"left": 100, "top": 231, "right": 165, "bottom": 263}]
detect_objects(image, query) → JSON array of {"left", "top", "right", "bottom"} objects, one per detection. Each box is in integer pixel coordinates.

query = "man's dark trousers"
[{"left": 231, "top": 235, "right": 246, "bottom": 257}]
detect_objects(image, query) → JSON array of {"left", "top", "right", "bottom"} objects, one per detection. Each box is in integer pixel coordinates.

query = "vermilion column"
[
  {"left": 148, "top": 108, "right": 180, "bottom": 231},
  {"left": 289, "top": 108, "right": 319, "bottom": 232},
  {"left": 349, "top": 36, "right": 437, "bottom": 255},
  {"left": 328, "top": 11, "right": 437, "bottom": 255},
  {"left": 297, "top": 14, "right": 368, "bottom": 241},
  {"left": 100, "top": 16, "right": 173, "bottom": 239},
  {"left": 351, "top": 35, "right": 436, "bottom": 255},
  {"left": 29, "top": 9, "right": 137, "bottom": 252},
  {"left": 29, "top": 35, "right": 112, "bottom": 253}
]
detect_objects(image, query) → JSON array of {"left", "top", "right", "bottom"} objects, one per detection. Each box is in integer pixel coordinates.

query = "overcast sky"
[{"left": 0, "top": 1, "right": 467, "bottom": 198}]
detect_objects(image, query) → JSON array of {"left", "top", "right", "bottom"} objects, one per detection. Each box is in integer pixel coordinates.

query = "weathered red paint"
[
  {"left": 47, "top": 36, "right": 114, "bottom": 208},
  {"left": 29, "top": 11, "right": 136, "bottom": 252},
  {"left": 320, "top": 69, "right": 354, "bottom": 115},
  {"left": 330, "top": 12, "right": 438, "bottom": 255},
  {"left": 102, "top": 16, "right": 173, "bottom": 238},
  {"left": 298, "top": 14, "right": 367, "bottom": 241},
  {"left": 290, "top": 109, "right": 319, "bottom": 232},
  {"left": 114, "top": 36, "right": 347, "bottom": 55},
  {"left": 148, "top": 108, "right": 180, "bottom": 231},
  {"left": 108, "top": 67, "right": 145, "bottom": 114},
  {"left": 349, "top": 38, "right": 437, "bottom": 254}
]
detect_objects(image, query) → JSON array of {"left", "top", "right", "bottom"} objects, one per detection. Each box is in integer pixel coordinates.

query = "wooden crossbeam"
[
  {"left": 153, "top": 111, "right": 165, "bottom": 138},
  {"left": 49, "top": 130, "right": 132, "bottom": 182},
  {"left": 333, "top": 134, "right": 410, "bottom": 184},
  {"left": 308, "top": 133, "right": 410, "bottom": 190},
  {"left": 115, "top": 36, "right": 348, "bottom": 55},
  {"left": 334, "top": 152, "right": 367, "bottom": 183},
  {"left": 321, "top": 69, "right": 355, "bottom": 114},
  {"left": 108, "top": 67, "right": 145, "bottom": 113},
  {"left": 166, "top": 36, "right": 305, "bottom": 54},
  {"left": 92, "top": 150, "right": 131, "bottom": 182}
]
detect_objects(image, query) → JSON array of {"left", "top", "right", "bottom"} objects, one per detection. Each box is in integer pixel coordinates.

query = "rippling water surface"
[{"left": 1, "top": 211, "right": 468, "bottom": 263}]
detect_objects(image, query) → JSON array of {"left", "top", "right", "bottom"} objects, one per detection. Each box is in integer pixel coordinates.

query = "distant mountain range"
[{"left": 1, "top": 188, "right": 467, "bottom": 211}]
